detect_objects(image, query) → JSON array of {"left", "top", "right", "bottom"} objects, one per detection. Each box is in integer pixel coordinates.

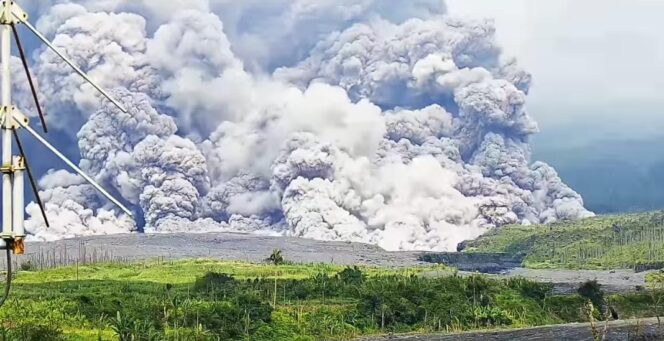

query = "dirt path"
[
  {"left": 499, "top": 267, "right": 649, "bottom": 294},
  {"left": 359, "top": 318, "right": 663, "bottom": 341},
  {"left": 421, "top": 267, "right": 649, "bottom": 294}
]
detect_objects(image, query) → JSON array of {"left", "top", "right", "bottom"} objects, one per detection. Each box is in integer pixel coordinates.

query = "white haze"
[{"left": 12, "top": 0, "right": 593, "bottom": 251}]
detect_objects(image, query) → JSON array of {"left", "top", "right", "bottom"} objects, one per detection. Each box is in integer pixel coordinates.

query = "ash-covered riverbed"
[{"left": 3, "top": 232, "right": 650, "bottom": 294}]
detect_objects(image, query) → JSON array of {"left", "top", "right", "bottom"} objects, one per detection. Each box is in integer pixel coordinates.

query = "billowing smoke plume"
[{"left": 16, "top": 0, "right": 593, "bottom": 251}]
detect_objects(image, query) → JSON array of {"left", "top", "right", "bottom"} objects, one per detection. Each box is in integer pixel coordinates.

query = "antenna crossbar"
[
  {"left": 14, "top": 116, "right": 133, "bottom": 217},
  {"left": 0, "top": 0, "right": 135, "bottom": 308},
  {"left": 11, "top": 11, "right": 128, "bottom": 113}
]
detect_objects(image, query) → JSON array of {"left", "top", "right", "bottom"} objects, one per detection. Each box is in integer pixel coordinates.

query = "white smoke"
[
  {"left": 18, "top": 0, "right": 593, "bottom": 250},
  {"left": 25, "top": 170, "right": 136, "bottom": 241}
]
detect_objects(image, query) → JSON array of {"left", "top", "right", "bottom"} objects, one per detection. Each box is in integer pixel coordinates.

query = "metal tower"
[{"left": 0, "top": 1, "right": 133, "bottom": 305}]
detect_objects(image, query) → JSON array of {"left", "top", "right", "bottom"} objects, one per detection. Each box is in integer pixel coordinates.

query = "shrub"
[
  {"left": 163, "top": 292, "right": 273, "bottom": 339},
  {"left": 109, "top": 311, "right": 133, "bottom": 341},
  {"left": 19, "top": 261, "right": 35, "bottom": 272},
  {"left": 578, "top": 280, "right": 605, "bottom": 312},
  {"left": 473, "top": 306, "right": 513, "bottom": 327},
  {"left": 164, "top": 327, "right": 212, "bottom": 341},
  {"left": 267, "top": 249, "right": 284, "bottom": 265},
  {"left": 0, "top": 322, "right": 64, "bottom": 341},
  {"left": 337, "top": 266, "right": 365, "bottom": 285},
  {"left": 193, "top": 272, "right": 236, "bottom": 293},
  {"left": 507, "top": 277, "right": 552, "bottom": 302}
]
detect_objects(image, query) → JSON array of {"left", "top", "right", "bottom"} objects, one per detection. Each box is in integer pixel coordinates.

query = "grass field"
[
  {"left": 463, "top": 211, "right": 664, "bottom": 270},
  {"left": 0, "top": 257, "right": 661, "bottom": 340},
  {"left": 1, "top": 259, "right": 437, "bottom": 340}
]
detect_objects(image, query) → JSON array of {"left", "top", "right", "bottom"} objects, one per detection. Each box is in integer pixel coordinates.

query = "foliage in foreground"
[
  {"left": 465, "top": 211, "right": 664, "bottom": 269},
  {"left": 0, "top": 259, "right": 659, "bottom": 340}
]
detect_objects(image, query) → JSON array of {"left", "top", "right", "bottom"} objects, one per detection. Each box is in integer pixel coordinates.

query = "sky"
[
  {"left": 447, "top": 0, "right": 664, "bottom": 213},
  {"left": 447, "top": 0, "right": 664, "bottom": 136}
]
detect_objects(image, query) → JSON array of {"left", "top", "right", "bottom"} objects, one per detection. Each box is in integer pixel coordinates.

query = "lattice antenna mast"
[{"left": 0, "top": 1, "right": 133, "bottom": 303}]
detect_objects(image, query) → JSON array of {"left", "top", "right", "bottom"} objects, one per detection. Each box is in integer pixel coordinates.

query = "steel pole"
[
  {"left": 12, "top": 156, "right": 23, "bottom": 237},
  {"left": 1, "top": 2, "right": 12, "bottom": 238}
]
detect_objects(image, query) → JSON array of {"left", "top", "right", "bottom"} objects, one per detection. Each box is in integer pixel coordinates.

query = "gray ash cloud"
[{"left": 19, "top": 0, "right": 592, "bottom": 250}]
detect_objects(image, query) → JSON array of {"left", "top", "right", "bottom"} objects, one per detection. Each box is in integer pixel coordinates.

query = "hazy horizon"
[{"left": 448, "top": 0, "right": 664, "bottom": 214}]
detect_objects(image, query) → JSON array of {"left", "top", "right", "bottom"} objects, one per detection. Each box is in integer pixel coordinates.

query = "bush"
[
  {"left": 267, "top": 249, "right": 285, "bottom": 265},
  {"left": 164, "top": 327, "right": 213, "bottom": 341},
  {"left": 193, "top": 272, "right": 236, "bottom": 293},
  {"left": 0, "top": 322, "right": 64, "bottom": 341},
  {"left": 109, "top": 311, "right": 162, "bottom": 341},
  {"left": 337, "top": 266, "right": 365, "bottom": 285},
  {"left": 546, "top": 295, "right": 589, "bottom": 322},
  {"left": 19, "top": 261, "right": 35, "bottom": 272},
  {"left": 473, "top": 306, "right": 513, "bottom": 327},
  {"left": 578, "top": 280, "right": 605, "bottom": 312},
  {"left": 507, "top": 277, "right": 552, "bottom": 302},
  {"left": 109, "top": 311, "right": 134, "bottom": 341}
]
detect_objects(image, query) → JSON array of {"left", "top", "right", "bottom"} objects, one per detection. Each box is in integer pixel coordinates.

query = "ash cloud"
[{"left": 18, "top": 0, "right": 593, "bottom": 250}]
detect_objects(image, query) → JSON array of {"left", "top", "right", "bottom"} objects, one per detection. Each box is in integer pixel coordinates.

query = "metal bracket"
[
  {"left": 0, "top": 1, "right": 26, "bottom": 25},
  {"left": 0, "top": 235, "right": 23, "bottom": 254},
  {"left": 0, "top": 106, "right": 28, "bottom": 129},
  {"left": 12, "top": 155, "right": 23, "bottom": 170},
  {"left": 12, "top": 237, "right": 23, "bottom": 254},
  {"left": 0, "top": 163, "right": 10, "bottom": 174}
]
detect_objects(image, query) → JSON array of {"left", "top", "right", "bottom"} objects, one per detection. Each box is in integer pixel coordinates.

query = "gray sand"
[{"left": 7, "top": 232, "right": 651, "bottom": 294}]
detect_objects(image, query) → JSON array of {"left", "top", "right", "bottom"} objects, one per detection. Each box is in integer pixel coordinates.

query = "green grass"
[
  {"left": 0, "top": 258, "right": 661, "bottom": 340},
  {"left": 15, "top": 258, "right": 436, "bottom": 284},
  {"left": 0, "top": 259, "right": 449, "bottom": 340},
  {"left": 464, "top": 211, "right": 664, "bottom": 269}
]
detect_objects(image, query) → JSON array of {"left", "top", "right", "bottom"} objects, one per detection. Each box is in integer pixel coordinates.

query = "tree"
[
  {"left": 267, "top": 249, "right": 285, "bottom": 265},
  {"left": 337, "top": 266, "right": 364, "bottom": 285},
  {"left": 578, "top": 280, "right": 605, "bottom": 318}
]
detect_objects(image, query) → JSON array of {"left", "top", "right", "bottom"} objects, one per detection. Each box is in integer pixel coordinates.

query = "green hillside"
[
  {"left": 0, "top": 258, "right": 655, "bottom": 340},
  {"left": 464, "top": 211, "right": 664, "bottom": 269}
]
